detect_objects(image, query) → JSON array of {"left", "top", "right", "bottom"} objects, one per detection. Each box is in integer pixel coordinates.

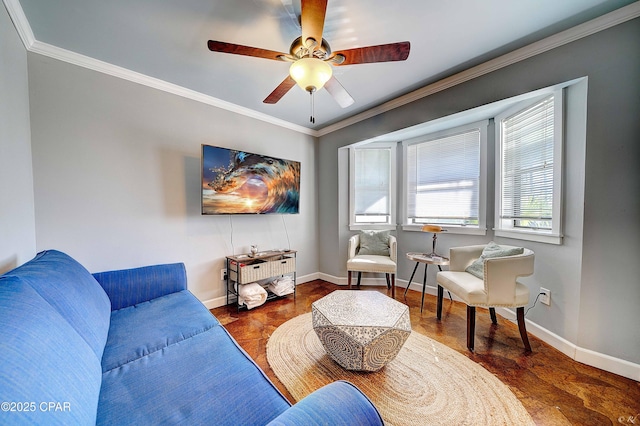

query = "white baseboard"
[
  {"left": 319, "top": 272, "right": 392, "bottom": 287},
  {"left": 492, "top": 309, "right": 639, "bottom": 381},
  {"left": 495, "top": 307, "right": 579, "bottom": 358},
  {"left": 397, "top": 285, "right": 640, "bottom": 380},
  {"left": 575, "top": 347, "right": 640, "bottom": 382},
  {"left": 318, "top": 272, "right": 345, "bottom": 285},
  {"left": 297, "top": 272, "right": 321, "bottom": 284},
  {"left": 202, "top": 296, "right": 227, "bottom": 310},
  {"left": 320, "top": 273, "right": 422, "bottom": 290},
  {"left": 201, "top": 274, "right": 639, "bottom": 381}
]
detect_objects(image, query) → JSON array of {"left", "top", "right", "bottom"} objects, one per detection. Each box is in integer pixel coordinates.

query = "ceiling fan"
[{"left": 207, "top": 0, "right": 410, "bottom": 118}]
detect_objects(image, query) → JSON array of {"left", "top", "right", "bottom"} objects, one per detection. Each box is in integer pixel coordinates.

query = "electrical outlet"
[
  {"left": 539, "top": 287, "right": 551, "bottom": 306},
  {"left": 220, "top": 269, "right": 227, "bottom": 281}
]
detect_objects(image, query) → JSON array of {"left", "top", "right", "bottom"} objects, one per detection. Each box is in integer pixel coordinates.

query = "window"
[
  {"left": 495, "top": 91, "right": 563, "bottom": 244},
  {"left": 349, "top": 143, "right": 396, "bottom": 229},
  {"left": 403, "top": 121, "right": 487, "bottom": 234}
]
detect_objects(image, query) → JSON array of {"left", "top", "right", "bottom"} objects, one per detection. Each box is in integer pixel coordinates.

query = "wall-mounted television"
[{"left": 201, "top": 144, "right": 300, "bottom": 215}]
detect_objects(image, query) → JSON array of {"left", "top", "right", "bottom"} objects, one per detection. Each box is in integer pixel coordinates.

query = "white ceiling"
[{"left": 11, "top": 0, "right": 636, "bottom": 131}]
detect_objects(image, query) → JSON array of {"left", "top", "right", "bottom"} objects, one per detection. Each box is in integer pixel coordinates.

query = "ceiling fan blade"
[
  {"left": 324, "top": 76, "right": 354, "bottom": 108},
  {"left": 332, "top": 41, "right": 411, "bottom": 66},
  {"left": 208, "top": 40, "right": 287, "bottom": 61},
  {"left": 263, "top": 76, "right": 297, "bottom": 104},
  {"left": 301, "top": 0, "right": 328, "bottom": 48}
]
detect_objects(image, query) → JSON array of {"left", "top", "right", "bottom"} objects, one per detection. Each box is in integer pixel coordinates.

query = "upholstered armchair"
[
  {"left": 347, "top": 233, "right": 397, "bottom": 298},
  {"left": 436, "top": 243, "right": 534, "bottom": 352}
]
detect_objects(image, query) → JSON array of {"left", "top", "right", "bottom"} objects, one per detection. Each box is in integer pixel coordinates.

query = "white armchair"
[
  {"left": 436, "top": 244, "right": 534, "bottom": 352},
  {"left": 347, "top": 234, "right": 397, "bottom": 298}
]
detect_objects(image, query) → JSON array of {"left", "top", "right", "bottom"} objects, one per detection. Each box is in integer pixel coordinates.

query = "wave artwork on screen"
[{"left": 201, "top": 145, "right": 300, "bottom": 214}]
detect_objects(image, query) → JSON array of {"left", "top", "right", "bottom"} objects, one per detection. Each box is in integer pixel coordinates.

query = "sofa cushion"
[
  {"left": 97, "top": 326, "right": 291, "bottom": 425},
  {"left": 0, "top": 276, "right": 103, "bottom": 425},
  {"left": 101, "top": 290, "right": 219, "bottom": 372},
  {"left": 5, "top": 250, "right": 111, "bottom": 359}
]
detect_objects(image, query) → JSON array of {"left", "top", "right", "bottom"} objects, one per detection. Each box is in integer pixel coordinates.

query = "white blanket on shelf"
[
  {"left": 268, "top": 276, "right": 295, "bottom": 297},
  {"left": 236, "top": 282, "right": 267, "bottom": 310}
]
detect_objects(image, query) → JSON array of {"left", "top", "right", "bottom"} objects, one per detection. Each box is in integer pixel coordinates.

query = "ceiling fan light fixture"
[{"left": 289, "top": 57, "right": 332, "bottom": 93}]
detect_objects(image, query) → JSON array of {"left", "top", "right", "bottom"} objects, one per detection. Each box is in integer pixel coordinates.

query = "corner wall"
[
  {"left": 0, "top": 4, "right": 36, "bottom": 273},
  {"left": 318, "top": 18, "right": 640, "bottom": 368},
  {"left": 27, "top": 53, "right": 318, "bottom": 306}
]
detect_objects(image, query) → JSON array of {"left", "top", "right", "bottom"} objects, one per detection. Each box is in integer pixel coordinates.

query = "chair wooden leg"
[
  {"left": 467, "top": 306, "right": 476, "bottom": 352},
  {"left": 517, "top": 307, "right": 532, "bottom": 352},
  {"left": 391, "top": 274, "right": 395, "bottom": 299},
  {"left": 356, "top": 272, "right": 362, "bottom": 288},
  {"left": 436, "top": 285, "right": 444, "bottom": 320},
  {"left": 385, "top": 274, "right": 391, "bottom": 289},
  {"left": 489, "top": 307, "right": 497, "bottom": 324},
  {"left": 348, "top": 271, "right": 352, "bottom": 289}
]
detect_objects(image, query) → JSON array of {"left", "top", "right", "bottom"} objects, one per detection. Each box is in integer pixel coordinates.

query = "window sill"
[
  {"left": 402, "top": 225, "right": 487, "bottom": 236},
  {"left": 349, "top": 224, "right": 398, "bottom": 231},
  {"left": 494, "top": 229, "right": 563, "bottom": 245}
]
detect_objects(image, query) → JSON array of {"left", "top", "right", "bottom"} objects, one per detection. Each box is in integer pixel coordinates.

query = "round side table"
[{"left": 404, "top": 252, "right": 450, "bottom": 312}]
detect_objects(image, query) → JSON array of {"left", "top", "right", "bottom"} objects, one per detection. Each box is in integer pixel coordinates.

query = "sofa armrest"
[
  {"left": 92, "top": 263, "right": 187, "bottom": 310},
  {"left": 266, "top": 381, "right": 383, "bottom": 426}
]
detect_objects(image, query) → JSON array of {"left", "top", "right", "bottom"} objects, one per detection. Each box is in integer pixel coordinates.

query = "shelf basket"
[
  {"left": 229, "top": 254, "right": 296, "bottom": 285},
  {"left": 271, "top": 257, "right": 295, "bottom": 276},
  {"left": 230, "top": 259, "right": 270, "bottom": 284}
]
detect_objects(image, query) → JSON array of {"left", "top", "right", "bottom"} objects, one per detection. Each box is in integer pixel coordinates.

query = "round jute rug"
[{"left": 267, "top": 313, "right": 534, "bottom": 426}]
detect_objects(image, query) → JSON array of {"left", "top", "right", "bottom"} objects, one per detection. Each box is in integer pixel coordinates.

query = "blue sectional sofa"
[{"left": 0, "top": 250, "right": 383, "bottom": 425}]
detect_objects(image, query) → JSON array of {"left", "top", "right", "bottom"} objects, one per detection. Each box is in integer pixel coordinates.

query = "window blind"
[
  {"left": 500, "top": 95, "right": 554, "bottom": 229},
  {"left": 354, "top": 148, "right": 390, "bottom": 221},
  {"left": 407, "top": 129, "right": 480, "bottom": 225}
]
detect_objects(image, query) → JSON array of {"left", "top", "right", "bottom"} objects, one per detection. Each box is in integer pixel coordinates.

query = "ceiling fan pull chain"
[{"left": 309, "top": 91, "right": 315, "bottom": 124}]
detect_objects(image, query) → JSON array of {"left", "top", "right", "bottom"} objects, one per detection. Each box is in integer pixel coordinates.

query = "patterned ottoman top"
[{"left": 312, "top": 290, "right": 408, "bottom": 328}]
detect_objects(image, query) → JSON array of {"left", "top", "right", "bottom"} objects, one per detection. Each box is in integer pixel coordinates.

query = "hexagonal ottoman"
[{"left": 311, "top": 290, "right": 411, "bottom": 371}]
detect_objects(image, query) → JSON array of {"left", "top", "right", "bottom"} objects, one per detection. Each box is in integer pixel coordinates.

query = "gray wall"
[
  {"left": 0, "top": 4, "right": 36, "bottom": 273},
  {"left": 27, "top": 54, "right": 318, "bottom": 305},
  {"left": 318, "top": 18, "right": 640, "bottom": 365},
  {"left": 576, "top": 19, "right": 640, "bottom": 364}
]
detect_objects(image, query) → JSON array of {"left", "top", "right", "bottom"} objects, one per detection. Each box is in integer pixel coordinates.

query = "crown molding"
[
  {"left": 4, "top": 0, "right": 639, "bottom": 138},
  {"left": 316, "top": 1, "right": 640, "bottom": 137},
  {"left": 2, "top": 0, "right": 34, "bottom": 48},
  {"left": 2, "top": 0, "right": 315, "bottom": 136},
  {"left": 27, "top": 40, "right": 316, "bottom": 136}
]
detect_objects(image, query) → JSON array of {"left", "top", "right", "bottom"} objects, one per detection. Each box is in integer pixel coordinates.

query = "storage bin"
[
  {"left": 270, "top": 257, "right": 295, "bottom": 276},
  {"left": 230, "top": 259, "right": 271, "bottom": 284}
]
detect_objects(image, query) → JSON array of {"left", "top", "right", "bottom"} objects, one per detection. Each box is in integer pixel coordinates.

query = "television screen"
[{"left": 201, "top": 144, "right": 300, "bottom": 215}]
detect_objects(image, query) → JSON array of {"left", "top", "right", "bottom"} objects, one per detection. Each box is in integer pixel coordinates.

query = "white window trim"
[
  {"left": 349, "top": 142, "right": 397, "bottom": 231},
  {"left": 494, "top": 90, "right": 564, "bottom": 245},
  {"left": 401, "top": 120, "right": 488, "bottom": 235}
]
